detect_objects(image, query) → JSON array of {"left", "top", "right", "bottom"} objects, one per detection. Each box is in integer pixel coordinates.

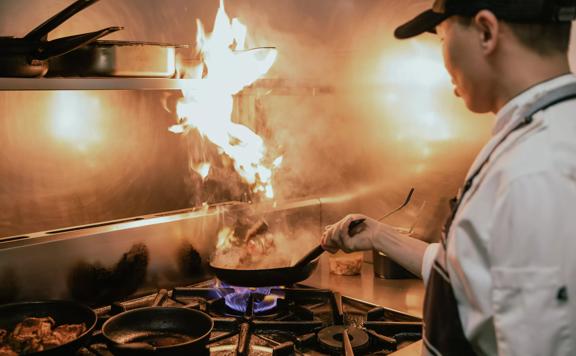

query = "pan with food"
[
  {"left": 210, "top": 244, "right": 325, "bottom": 288},
  {"left": 209, "top": 205, "right": 326, "bottom": 287},
  {"left": 0, "top": 300, "right": 97, "bottom": 355}
]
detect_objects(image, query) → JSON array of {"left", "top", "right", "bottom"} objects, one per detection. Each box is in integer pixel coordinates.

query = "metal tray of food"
[{"left": 47, "top": 40, "right": 186, "bottom": 78}]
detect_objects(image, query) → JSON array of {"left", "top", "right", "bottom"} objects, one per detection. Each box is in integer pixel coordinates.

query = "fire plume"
[{"left": 173, "top": 0, "right": 281, "bottom": 200}]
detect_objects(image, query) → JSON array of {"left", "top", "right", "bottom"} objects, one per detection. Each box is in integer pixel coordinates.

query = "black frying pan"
[
  {"left": 0, "top": 300, "right": 97, "bottom": 355},
  {"left": 102, "top": 306, "right": 213, "bottom": 355},
  {"left": 210, "top": 245, "right": 326, "bottom": 287},
  {"left": 0, "top": 0, "right": 121, "bottom": 77},
  {"left": 210, "top": 208, "right": 395, "bottom": 288}
]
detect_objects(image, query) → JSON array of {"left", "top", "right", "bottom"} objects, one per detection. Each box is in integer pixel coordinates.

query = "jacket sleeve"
[{"left": 422, "top": 242, "right": 440, "bottom": 286}]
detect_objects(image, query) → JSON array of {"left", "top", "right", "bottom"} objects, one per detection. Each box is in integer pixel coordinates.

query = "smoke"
[
  {"left": 216, "top": 0, "right": 493, "bottom": 240},
  {"left": 1, "top": 0, "right": 574, "bottom": 240}
]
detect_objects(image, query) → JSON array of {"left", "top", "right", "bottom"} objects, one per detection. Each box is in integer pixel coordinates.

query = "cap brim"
[{"left": 394, "top": 10, "right": 449, "bottom": 39}]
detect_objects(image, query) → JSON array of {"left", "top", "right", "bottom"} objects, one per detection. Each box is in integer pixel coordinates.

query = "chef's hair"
[{"left": 456, "top": 15, "right": 572, "bottom": 55}]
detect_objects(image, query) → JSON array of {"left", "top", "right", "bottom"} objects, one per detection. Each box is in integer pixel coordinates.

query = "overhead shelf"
[{"left": 0, "top": 78, "right": 201, "bottom": 91}]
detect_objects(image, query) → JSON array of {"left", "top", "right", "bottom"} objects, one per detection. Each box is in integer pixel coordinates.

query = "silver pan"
[{"left": 47, "top": 41, "right": 186, "bottom": 78}]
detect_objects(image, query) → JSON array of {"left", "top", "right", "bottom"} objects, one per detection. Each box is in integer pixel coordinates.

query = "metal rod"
[
  {"left": 329, "top": 292, "right": 344, "bottom": 325},
  {"left": 209, "top": 330, "right": 238, "bottom": 345},
  {"left": 378, "top": 188, "right": 415, "bottom": 221},
  {"left": 252, "top": 320, "right": 323, "bottom": 333},
  {"left": 25, "top": 0, "right": 100, "bottom": 40},
  {"left": 293, "top": 245, "right": 325, "bottom": 267},
  {"left": 349, "top": 188, "right": 415, "bottom": 236},
  {"left": 236, "top": 323, "right": 251, "bottom": 356},
  {"left": 343, "top": 329, "right": 355, "bottom": 356}
]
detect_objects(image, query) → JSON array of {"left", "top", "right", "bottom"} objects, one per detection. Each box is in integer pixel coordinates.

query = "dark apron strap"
[
  {"left": 423, "top": 82, "right": 576, "bottom": 356},
  {"left": 424, "top": 258, "right": 478, "bottom": 356}
]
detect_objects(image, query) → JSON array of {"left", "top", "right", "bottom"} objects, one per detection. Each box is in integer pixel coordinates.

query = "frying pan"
[
  {"left": 0, "top": 300, "right": 97, "bottom": 355},
  {"left": 102, "top": 303, "right": 213, "bottom": 355},
  {"left": 212, "top": 189, "right": 418, "bottom": 287},
  {"left": 0, "top": 0, "right": 121, "bottom": 77},
  {"left": 210, "top": 245, "right": 326, "bottom": 287}
]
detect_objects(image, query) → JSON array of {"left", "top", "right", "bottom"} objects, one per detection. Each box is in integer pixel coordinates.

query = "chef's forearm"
[{"left": 371, "top": 229, "right": 429, "bottom": 278}]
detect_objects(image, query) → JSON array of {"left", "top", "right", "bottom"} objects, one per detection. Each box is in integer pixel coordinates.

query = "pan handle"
[
  {"left": 33, "top": 26, "right": 122, "bottom": 61},
  {"left": 151, "top": 289, "right": 169, "bottom": 307},
  {"left": 348, "top": 219, "right": 367, "bottom": 237},
  {"left": 293, "top": 245, "right": 325, "bottom": 267},
  {"left": 25, "top": 0, "right": 101, "bottom": 41}
]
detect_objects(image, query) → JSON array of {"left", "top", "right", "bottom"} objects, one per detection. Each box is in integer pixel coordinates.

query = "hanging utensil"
[{"left": 348, "top": 187, "right": 415, "bottom": 236}]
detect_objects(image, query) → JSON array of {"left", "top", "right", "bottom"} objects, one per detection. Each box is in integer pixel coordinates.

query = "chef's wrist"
[
  {"left": 372, "top": 222, "right": 399, "bottom": 250},
  {"left": 370, "top": 222, "right": 390, "bottom": 248}
]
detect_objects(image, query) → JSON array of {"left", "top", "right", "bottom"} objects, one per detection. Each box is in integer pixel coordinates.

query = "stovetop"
[{"left": 79, "top": 279, "right": 422, "bottom": 355}]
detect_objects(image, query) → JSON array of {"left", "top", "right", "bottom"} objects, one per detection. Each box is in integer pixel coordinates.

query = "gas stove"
[{"left": 80, "top": 278, "right": 422, "bottom": 355}]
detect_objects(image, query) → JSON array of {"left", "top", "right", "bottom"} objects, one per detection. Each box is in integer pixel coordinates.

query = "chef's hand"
[{"left": 321, "top": 214, "right": 382, "bottom": 253}]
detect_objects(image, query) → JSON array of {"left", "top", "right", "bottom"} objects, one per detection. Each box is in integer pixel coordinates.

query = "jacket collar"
[{"left": 493, "top": 73, "right": 576, "bottom": 136}]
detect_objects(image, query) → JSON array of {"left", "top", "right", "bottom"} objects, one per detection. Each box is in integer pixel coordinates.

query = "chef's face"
[{"left": 436, "top": 16, "right": 494, "bottom": 113}]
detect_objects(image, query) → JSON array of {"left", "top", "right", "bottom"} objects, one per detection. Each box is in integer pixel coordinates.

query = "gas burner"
[
  {"left": 225, "top": 289, "right": 277, "bottom": 314},
  {"left": 210, "top": 296, "right": 290, "bottom": 320},
  {"left": 211, "top": 283, "right": 284, "bottom": 316},
  {"left": 317, "top": 326, "right": 370, "bottom": 354}
]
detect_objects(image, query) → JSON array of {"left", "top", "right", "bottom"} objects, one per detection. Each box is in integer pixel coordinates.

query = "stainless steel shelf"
[{"left": 0, "top": 78, "right": 202, "bottom": 91}]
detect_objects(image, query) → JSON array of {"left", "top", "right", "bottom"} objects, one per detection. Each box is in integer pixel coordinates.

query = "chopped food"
[
  {"left": 12, "top": 317, "right": 54, "bottom": 340},
  {"left": 232, "top": 218, "right": 269, "bottom": 244},
  {"left": 0, "top": 317, "right": 86, "bottom": 355},
  {"left": 329, "top": 254, "right": 363, "bottom": 276},
  {"left": 213, "top": 229, "right": 290, "bottom": 269},
  {"left": 213, "top": 213, "right": 318, "bottom": 272},
  {"left": 0, "top": 345, "right": 18, "bottom": 356},
  {"left": 52, "top": 324, "right": 86, "bottom": 344}
]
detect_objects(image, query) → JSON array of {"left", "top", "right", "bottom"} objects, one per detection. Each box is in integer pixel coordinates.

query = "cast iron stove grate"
[{"left": 78, "top": 279, "right": 422, "bottom": 355}]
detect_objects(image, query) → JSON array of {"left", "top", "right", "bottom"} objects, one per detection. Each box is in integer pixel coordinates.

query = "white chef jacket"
[{"left": 421, "top": 74, "right": 576, "bottom": 356}]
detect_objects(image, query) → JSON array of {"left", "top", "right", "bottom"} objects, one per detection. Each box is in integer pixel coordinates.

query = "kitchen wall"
[{"left": 0, "top": 0, "right": 574, "bottom": 240}]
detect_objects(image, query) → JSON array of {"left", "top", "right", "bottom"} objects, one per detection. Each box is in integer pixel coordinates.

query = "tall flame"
[{"left": 173, "top": 0, "right": 280, "bottom": 200}]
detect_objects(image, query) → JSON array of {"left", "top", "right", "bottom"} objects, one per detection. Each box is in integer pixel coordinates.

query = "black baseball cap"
[{"left": 394, "top": 0, "right": 576, "bottom": 39}]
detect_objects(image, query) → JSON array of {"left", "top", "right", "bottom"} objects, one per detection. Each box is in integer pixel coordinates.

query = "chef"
[{"left": 321, "top": 0, "right": 576, "bottom": 355}]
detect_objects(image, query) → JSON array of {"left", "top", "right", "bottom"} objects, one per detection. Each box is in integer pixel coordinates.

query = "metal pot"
[
  {"left": 372, "top": 250, "right": 417, "bottom": 279},
  {"left": 0, "top": 0, "right": 121, "bottom": 77},
  {"left": 47, "top": 41, "right": 184, "bottom": 78}
]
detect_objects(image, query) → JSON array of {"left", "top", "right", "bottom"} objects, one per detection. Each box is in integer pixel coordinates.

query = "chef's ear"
[{"left": 473, "top": 10, "right": 499, "bottom": 55}]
